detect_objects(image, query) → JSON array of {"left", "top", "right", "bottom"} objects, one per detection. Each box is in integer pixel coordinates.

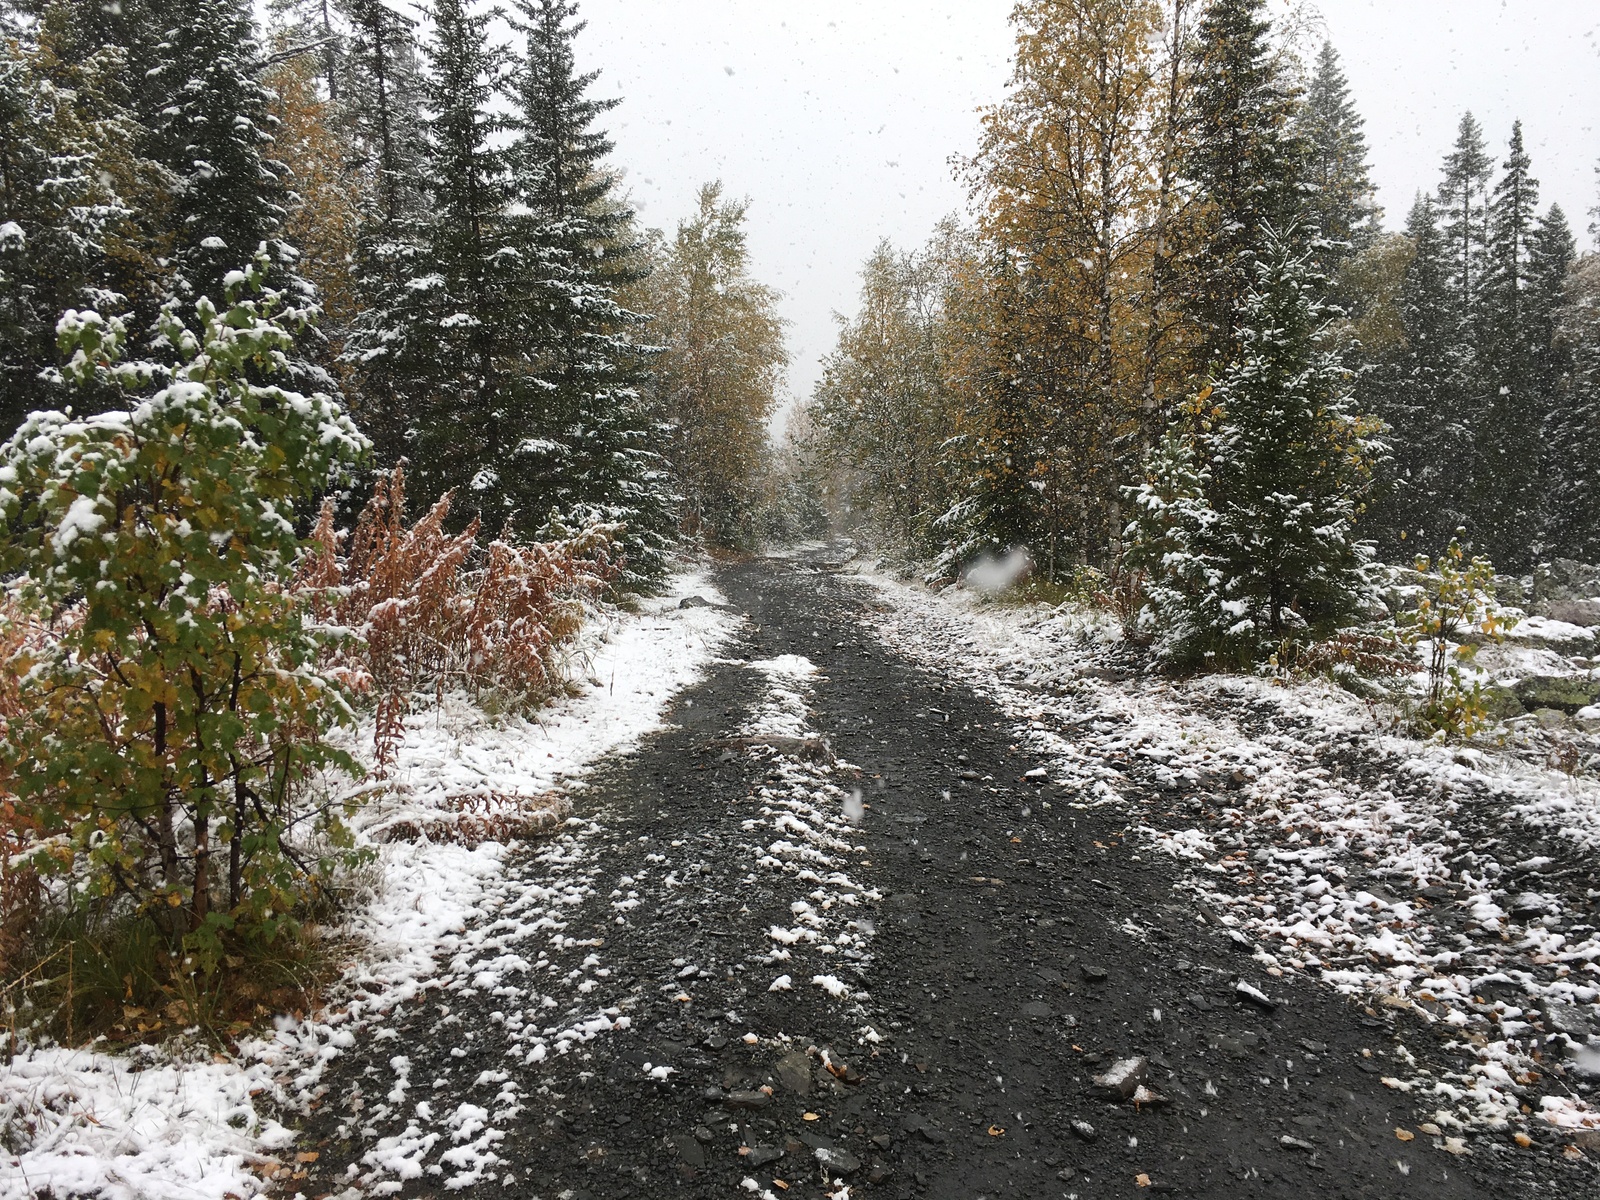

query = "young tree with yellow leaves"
[
  {"left": 951, "top": 0, "right": 1171, "bottom": 575},
  {"left": 635, "top": 182, "right": 787, "bottom": 547}
]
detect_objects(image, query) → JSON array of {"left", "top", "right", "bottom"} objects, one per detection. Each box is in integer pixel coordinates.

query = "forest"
[
  {"left": 2, "top": 0, "right": 1600, "bottom": 1194},
  {"left": 809, "top": 0, "right": 1600, "bottom": 662}
]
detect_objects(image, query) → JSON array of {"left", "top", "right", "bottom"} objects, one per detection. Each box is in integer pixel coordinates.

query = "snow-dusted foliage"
[
  {"left": 1126, "top": 229, "right": 1385, "bottom": 667},
  {"left": 0, "top": 254, "right": 366, "bottom": 956}
]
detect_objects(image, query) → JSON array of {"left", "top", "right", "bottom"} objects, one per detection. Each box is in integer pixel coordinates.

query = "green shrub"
[{"left": 0, "top": 253, "right": 368, "bottom": 977}]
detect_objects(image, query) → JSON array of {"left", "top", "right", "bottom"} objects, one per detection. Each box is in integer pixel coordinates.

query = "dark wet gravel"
[{"left": 298, "top": 555, "right": 1590, "bottom": 1199}]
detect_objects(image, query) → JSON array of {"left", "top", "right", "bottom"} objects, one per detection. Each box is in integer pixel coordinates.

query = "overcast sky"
[{"left": 579, "top": 1, "right": 1600, "bottom": 410}]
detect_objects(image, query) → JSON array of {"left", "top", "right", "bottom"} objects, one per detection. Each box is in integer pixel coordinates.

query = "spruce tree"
[
  {"left": 1438, "top": 113, "right": 1493, "bottom": 319},
  {"left": 345, "top": 0, "right": 520, "bottom": 519},
  {"left": 0, "top": 2, "right": 162, "bottom": 431},
  {"left": 1532, "top": 205, "right": 1586, "bottom": 557},
  {"left": 1127, "top": 227, "right": 1383, "bottom": 666},
  {"left": 1363, "top": 196, "right": 1470, "bottom": 554},
  {"left": 144, "top": 0, "right": 308, "bottom": 316},
  {"left": 338, "top": 0, "right": 426, "bottom": 230},
  {"left": 1528, "top": 205, "right": 1576, "bottom": 405},
  {"left": 1183, "top": 0, "right": 1306, "bottom": 369},
  {"left": 508, "top": 0, "right": 673, "bottom": 580},
  {"left": 1471, "top": 121, "right": 1542, "bottom": 568},
  {"left": 337, "top": 0, "right": 427, "bottom": 457},
  {"left": 1295, "top": 42, "right": 1380, "bottom": 278}
]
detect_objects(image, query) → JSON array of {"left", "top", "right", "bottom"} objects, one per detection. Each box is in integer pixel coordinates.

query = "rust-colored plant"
[{"left": 299, "top": 466, "right": 620, "bottom": 713}]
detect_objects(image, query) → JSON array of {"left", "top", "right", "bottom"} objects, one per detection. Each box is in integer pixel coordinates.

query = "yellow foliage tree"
[{"left": 634, "top": 183, "right": 788, "bottom": 546}]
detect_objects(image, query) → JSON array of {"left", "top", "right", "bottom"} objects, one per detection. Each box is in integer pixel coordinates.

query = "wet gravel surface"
[{"left": 299, "top": 555, "right": 1585, "bottom": 1198}]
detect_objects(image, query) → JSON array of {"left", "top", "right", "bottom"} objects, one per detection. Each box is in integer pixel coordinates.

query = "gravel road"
[{"left": 299, "top": 554, "right": 1585, "bottom": 1199}]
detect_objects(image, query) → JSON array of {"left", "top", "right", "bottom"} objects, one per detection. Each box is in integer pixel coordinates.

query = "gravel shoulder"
[{"left": 296, "top": 553, "right": 1589, "bottom": 1199}]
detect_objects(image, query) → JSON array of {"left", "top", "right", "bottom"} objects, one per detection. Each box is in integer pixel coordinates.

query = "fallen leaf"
[
  {"left": 1396, "top": 1129, "right": 1415, "bottom": 1142},
  {"left": 1418, "top": 1123, "right": 1442, "bottom": 1136},
  {"left": 773, "top": 1184, "right": 789, "bottom": 1192},
  {"left": 294, "top": 1151, "right": 319, "bottom": 1163},
  {"left": 988, "top": 1125, "right": 1005, "bottom": 1137},
  {"left": 1135, "top": 1173, "right": 1152, "bottom": 1188},
  {"left": 1514, "top": 1132, "right": 1533, "bottom": 1148},
  {"left": 803, "top": 1112, "right": 820, "bottom": 1122}
]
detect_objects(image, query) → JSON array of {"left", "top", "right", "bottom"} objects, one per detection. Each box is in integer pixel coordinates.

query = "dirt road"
[{"left": 301, "top": 555, "right": 1579, "bottom": 1198}]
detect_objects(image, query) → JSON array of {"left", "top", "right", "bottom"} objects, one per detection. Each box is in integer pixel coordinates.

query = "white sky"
[{"left": 581, "top": 1, "right": 1599, "bottom": 408}]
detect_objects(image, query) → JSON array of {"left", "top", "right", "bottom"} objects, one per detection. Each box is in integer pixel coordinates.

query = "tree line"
[
  {"left": 0, "top": 0, "right": 790, "bottom": 579},
  {"left": 808, "top": 0, "right": 1600, "bottom": 660}
]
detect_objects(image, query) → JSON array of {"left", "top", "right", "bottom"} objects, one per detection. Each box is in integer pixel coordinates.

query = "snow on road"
[
  {"left": 855, "top": 567, "right": 1600, "bottom": 1144},
  {"left": 0, "top": 569, "right": 736, "bottom": 1200}
]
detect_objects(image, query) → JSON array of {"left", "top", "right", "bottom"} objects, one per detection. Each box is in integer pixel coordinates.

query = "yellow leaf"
[{"left": 1395, "top": 1128, "right": 1415, "bottom": 1142}]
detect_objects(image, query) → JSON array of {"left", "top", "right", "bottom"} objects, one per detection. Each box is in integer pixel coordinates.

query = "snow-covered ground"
[
  {"left": 0, "top": 568, "right": 737, "bottom": 1200},
  {"left": 854, "top": 567, "right": 1600, "bottom": 1145}
]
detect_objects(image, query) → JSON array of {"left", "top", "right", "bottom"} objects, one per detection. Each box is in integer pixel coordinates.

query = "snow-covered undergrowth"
[
  {"left": 0, "top": 570, "right": 735, "bottom": 1200},
  {"left": 855, "top": 568, "right": 1600, "bottom": 1146}
]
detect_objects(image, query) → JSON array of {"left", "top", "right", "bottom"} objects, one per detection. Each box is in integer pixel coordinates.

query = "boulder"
[
  {"left": 1506, "top": 616, "right": 1597, "bottom": 656},
  {"left": 1512, "top": 674, "right": 1600, "bottom": 715}
]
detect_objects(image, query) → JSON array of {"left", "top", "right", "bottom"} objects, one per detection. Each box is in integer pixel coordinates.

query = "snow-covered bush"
[
  {"left": 1124, "top": 229, "right": 1386, "bottom": 669},
  {"left": 0, "top": 254, "right": 367, "bottom": 970}
]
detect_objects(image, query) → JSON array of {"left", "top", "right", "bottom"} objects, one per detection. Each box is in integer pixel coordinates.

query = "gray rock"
[
  {"left": 668, "top": 1132, "right": 706, "bottom": 1169},
  {"left": 1089, "top": 1057, "right": 1149, "bottom": 1101},
  {"left": 815, "top": 1147, "right": 862, "bottom": 1174},
  {"left": 679, "top": 595, "right": 713, "bottom": 609},
  {"left": 1509, "top": 892, "right": 1554, "bottom": 919},
  {"left": 724, "top": 1089, "right": 772, "bottom": 1110},
  {"left": 775, "top": 1050, "right": 813, "bottom": 1095},
  {"left": 692, "top": 1125, "right": 716, "bottom": 1143},
  {"left": 746, "top": 1144, "right": 783, "bottom": 1168},
  {"left": 1070, "top": 1119, "right": 1099, "bottom": 1142},
  {"left": 1534, "top": 708, "right": 1573, "bottom": 730},
  {"left": 1546, "top": 598, "right": 1600, "bottom": 626},
  {"left": 1546, "top": 1002, "right": 1594, "bottom": 1038},
  {"left": 1235, "top": 980, "right": 1279, "bottom": 1012},
  {"left": 1280, "top": 1135, "right": 1316, "bottom": 1151},
  {"left": 1022, "top": 1001, "right": 1053, "bottom": 1019},
  {"left": 1082, "top": 964, "right": 1109, "bottom": 982}
]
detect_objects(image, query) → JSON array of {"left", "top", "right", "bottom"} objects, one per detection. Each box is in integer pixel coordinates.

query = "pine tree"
[
  {"left": 1471, "top": 121, "right": 1542, "bottom": 568},
  {"left": 144, "top": 0, "right": 308, "bottom": 317},
  {"left": 1294, "top": 42, "right": 1379, "bottom": 278},
  {"left": 507, "top": 0, "right": 675, "bottom": 579},
  {"left": 1437, "top": 113, "right": 1492, "bottom": 319},
  {"left": 345, "top": 0, "right": 518, "bottom": 515},
  {"left": 1363, "top": 195, "right": 1471, "bottom": 554},
  {"left": 1127, "top": 226, "right": 1384, "bottom": 666},
  {"left": 1183, "top": 0, "right": 1306, "bottom": 368}
]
